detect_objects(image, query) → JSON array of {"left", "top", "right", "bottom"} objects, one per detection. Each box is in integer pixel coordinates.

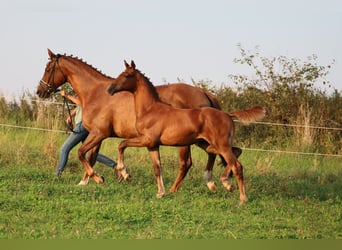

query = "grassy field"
[{"left": 0, "top": 128, "right": 341, "bottom": 239}]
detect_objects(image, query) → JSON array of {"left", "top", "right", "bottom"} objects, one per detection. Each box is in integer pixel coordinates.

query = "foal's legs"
[
  {"left": 198, "top": 139, "right": 243, "bottom": 192},
  {"left": 220, "top": 146, "right": 243, "bottom": 191},
  {"left": 220, "top": 150, "right": 247, "bottom": 205},
  {"left": 169, "top": 146, "right": 193, "bottom": 193},
  {"left": 203, "top": 153, "right": 218, "bottom": 191},
  {"left": 148, "top": 147, "right": 165, "bottom": 198},
  {"left": 117, "top": 137, "right": 165, "bottom": 198}
]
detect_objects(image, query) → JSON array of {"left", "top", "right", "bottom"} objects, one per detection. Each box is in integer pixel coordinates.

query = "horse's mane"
[
  {"left": 58, "top": 53, "right": 115, "bottom": 80},
  {"left": 135, "top": 68, "right": 161, "bottom": 101}
]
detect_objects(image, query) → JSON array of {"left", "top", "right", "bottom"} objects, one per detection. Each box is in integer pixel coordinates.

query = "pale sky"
[{"left": 0, "top": 0, "right": 341, "bottom": 97}]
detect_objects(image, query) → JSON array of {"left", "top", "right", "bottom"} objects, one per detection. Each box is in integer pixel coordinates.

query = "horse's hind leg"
[
  {"left": 232, "top": 159, "right": 247, "bottom": 205},
  {"left": 169, "top": 146, "right": 192, "bottom": 193},
  {"left": 213, "top": 146, "right": 242, "bottom": 189},
  {"left": 195, "top": 140, "right": 218, "bottom": 191},
  {"left": 203, "top": 153, "right": 217, "bottom": 191},
  {"left": 220, "top": 151, "right": 247, "bottom": 205}
]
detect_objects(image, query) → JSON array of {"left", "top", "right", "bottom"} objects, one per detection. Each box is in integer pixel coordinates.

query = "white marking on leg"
[
  {"left": 77, "top": 176, "right": 90, "bottom": 186},
  {"left": 156, "top": 175, "right": 165, "bottom": 198},
  {"left": 204, "top": 170, "right": 217, "bottom": 191},
  {"left": 203, "top": 170, "right": 212, "bottom": 182}
]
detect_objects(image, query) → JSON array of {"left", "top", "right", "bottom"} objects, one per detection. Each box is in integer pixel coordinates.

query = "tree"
[{"left": 226, "top": 45, "right": 340, "bottom": 152}]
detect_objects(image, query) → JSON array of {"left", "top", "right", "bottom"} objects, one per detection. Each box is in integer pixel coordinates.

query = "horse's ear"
[
  {"left": 131, "top": 60, "right": 136, "bottom": 69},
  {"left": 47, "top": 48, "right": 55, "bottom": 59},
  {"left": 124, "top": 60, "right": 130, "bottom": 69}
]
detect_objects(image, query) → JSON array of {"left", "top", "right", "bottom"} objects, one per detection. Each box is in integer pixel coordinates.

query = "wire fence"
[
  {"left": 2, "top": 95, "right": 342, "bottom": 156},
  {"left": 1, "top": 120, "right": 341, "bottom": 158}
]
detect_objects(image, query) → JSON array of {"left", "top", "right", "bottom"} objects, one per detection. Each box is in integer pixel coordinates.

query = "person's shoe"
[{"left": 56, "top": 170, "right": 63, "bottom": 177}]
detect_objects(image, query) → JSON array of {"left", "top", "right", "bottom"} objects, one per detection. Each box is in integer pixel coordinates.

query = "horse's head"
[
  {"left": 36, "top": 49, "right": 67, "bottom": 98},
  {"left": 107, "top": 60, "right": 137, "bottom": 96}
]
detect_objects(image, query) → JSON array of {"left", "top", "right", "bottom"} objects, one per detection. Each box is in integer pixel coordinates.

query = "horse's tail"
[
  {"left": 203, "top": 90, "right": 222, "bottom": 110},
  {"left": 228, "top": 105, "right": 266, "bottom": 125}
]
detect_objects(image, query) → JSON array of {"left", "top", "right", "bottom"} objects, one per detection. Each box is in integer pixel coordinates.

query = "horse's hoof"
[
  {"left": 125, "top": 174, "right": 132, "bottom": 183},
  {"left": 207, "top": 181, "right": 217, "bottom": 191},
  {"left": 117, "top": 174, "right": 131, "bottom": 183},
  {"left": 156, "top": 193, "right": 165, "bottom": 198},
  {"left": 100, "top": 176, "right": 105, "bottom": 184},
  {"left": 92, "top": 175, "right": 105, "bottom": 185},
  {"left": 222, "top": 181, "right": 234, "bottom": 192},
  {"left": 77, "top": 176, "right": 90, "bottom": 186},
  {"left": 117, "top": 175, "right": 124, "bottom": 183},
  {"left": 239, "top": 197, "right": 248, "bottom": 206}
]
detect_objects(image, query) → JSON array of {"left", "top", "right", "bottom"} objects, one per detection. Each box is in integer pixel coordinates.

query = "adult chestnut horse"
[
  {"left": 36, "top": 49, "right": 241, "bottom": 191},
  {"left": 107, "top": 61, "right": 265, "bottom": 205}
]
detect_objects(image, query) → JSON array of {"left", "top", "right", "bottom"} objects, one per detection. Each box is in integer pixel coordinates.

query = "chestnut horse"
[
  {"left": 36, "top": 49, "right": 241, "bottom": 191},
  {"left": 107, "top": 61, "right": 265, "bottom": 205}
]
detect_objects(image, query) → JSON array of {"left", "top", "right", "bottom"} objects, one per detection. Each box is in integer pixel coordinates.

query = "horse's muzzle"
[
  {"left": 36, "top": 80, "right": 60, "bottom": 98},
  {"left": 107, "top": 83, "right": 118, "bottom": 96}
]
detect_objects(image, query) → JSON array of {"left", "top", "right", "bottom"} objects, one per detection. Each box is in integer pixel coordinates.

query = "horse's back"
[{"left": 156, "top": 83, "right": 221, "bottom": 109}]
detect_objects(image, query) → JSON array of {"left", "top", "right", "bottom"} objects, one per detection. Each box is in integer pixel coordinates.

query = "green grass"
[{"left": 0, "top": 128, "right": 341, "bottom": 239}]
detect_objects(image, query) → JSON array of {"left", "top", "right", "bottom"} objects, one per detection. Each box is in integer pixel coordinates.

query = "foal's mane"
[
  {"left": 135, "top": 68, "right": 161, "bottom": 101},
  {"left": 58, "top": 53, "right": 115, "bottom": 80}
]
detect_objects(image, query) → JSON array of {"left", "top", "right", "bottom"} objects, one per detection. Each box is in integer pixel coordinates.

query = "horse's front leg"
[
  {"left": 116, "top": 140, "right": 132, "bottom": 182},
  {"left": 169, "top": 146, "right": 192, "bottom": 193},
  {"left": 147, "top": 147, "right": 165, "bottom": 198},
  {"left": 78, "top": 134, "right": 105, "bottom": 185},
  {"left": 117, "top": 137, "right": 165, "bottom": 198},
  {"left": 78, "top": 142, "right": 101, "bottom": 185}
]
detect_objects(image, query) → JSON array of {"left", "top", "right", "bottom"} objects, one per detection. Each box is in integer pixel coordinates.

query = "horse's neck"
[
  {"left": 134, "top": 74, "right": 160, "bottom": 116},
  {"left": 62, "top": 59, "right": 113, "bottom": 106}
]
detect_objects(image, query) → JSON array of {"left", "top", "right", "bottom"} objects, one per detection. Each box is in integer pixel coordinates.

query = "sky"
[{"left": 0, "top": 0, "right": 341, "bottom": 97}]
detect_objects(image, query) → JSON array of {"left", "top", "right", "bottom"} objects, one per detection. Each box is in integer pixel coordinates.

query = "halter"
[
  {"left": 39, "top": 54, "right": 78, "bottom": 133},
  {"left": 39, "top": 54, "right": 67, "bottom": 94}
]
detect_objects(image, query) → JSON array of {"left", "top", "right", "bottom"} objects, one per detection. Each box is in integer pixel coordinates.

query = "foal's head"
[
  {"left": 107, "top": 60, "right": 137, "bottom": 95},
  {"left": 37, "top": 49, "right": 67, "bottom": 98}
]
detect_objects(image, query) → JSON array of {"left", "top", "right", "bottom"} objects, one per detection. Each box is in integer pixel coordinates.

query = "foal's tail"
[{"left": 228, "top": 105, "right": 266, "bottom": 125}]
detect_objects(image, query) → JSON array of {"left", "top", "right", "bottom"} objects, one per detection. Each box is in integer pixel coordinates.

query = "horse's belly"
[{"left": 159, "top": 129, "right": 198, "bottom": 146}]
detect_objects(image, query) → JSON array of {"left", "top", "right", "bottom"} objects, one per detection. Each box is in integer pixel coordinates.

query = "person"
[{"left": 55, "top": 90, "right": 117, "bottom": 177}]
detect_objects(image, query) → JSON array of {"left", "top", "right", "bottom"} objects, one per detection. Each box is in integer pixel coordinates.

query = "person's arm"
[
  {"left": 60, "top": 90, "right": 79, "bottom": 125},
  {"left": 66, "top": 108, "right": 77, "bottom": 126},
  {"left": 60, "top": 90, "right": 81, "bottom": 106}
]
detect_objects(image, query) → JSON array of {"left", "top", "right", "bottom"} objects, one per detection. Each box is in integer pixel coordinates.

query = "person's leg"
[
  {"left": 55, "top": 123, "right": 88, "bottom": 175},
  {"left": 96, "top": 153, "right": 117, "bottom": 168}
]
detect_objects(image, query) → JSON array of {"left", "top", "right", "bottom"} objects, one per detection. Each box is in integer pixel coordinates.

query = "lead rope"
[{"left": 63, "top": 96, "right": 79, "bottom": 134}]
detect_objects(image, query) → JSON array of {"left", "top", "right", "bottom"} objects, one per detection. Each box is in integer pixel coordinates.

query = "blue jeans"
[{"left": 56, "top": 122, "right": 116, "bottom": 175}]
